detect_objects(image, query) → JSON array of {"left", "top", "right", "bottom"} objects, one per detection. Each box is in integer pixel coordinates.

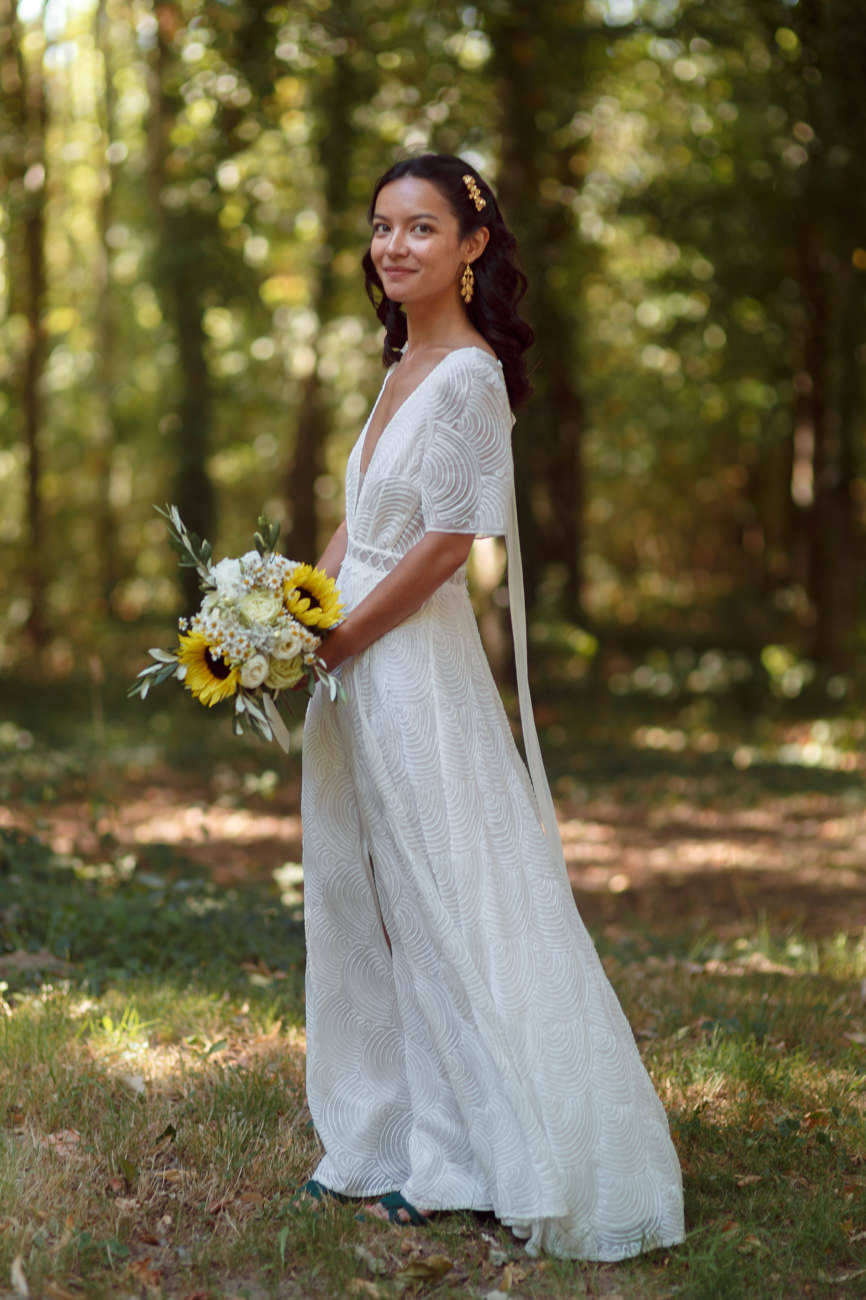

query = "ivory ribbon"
[{"left": 505, "top": 486, "right": 563, "bottom": 851}]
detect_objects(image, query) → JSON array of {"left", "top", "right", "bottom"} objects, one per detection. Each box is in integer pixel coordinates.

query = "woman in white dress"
[{"left": 300, "top": 153, "right": 685, "bottom": 1260}]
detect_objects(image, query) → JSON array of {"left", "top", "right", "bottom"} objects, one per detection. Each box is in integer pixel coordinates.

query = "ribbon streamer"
[{"left": 505, "top": 486, "right": 564, "bottom": 852}]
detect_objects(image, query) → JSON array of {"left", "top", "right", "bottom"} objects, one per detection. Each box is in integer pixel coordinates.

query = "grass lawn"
[{"left": 1, "top": 673, "right": 865, "bottom": 1298}]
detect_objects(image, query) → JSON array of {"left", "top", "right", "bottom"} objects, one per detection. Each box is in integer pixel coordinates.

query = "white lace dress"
[{"left": 301, "top": 347, "right": 685, "bottom": 1259}]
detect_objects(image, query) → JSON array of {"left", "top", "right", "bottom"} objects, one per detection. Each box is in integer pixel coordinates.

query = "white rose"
[
  {"left": 266, "top": 656, "right": 304, "bottom": 690},
  {"left": 240, "top": 653, "right": 269, "bottom": 689},
  {"left": 212, "top": 558, "right": 244, "bottom": 602},
  {"left": 238, "top": 589, "right": 284, "bottom": 626},
  {"left": 272, "top": 625, "right": 302, "bottom": 660}
]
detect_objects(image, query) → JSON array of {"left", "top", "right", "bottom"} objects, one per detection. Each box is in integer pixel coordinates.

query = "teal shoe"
[{"left": 376, "top": 1190, "right": 431, "bottom": 1226}]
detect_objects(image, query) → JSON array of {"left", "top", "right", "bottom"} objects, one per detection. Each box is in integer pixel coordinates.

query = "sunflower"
[
  {"left": 283, "top": 564, "right": 343, "bottom": 629},
  {"left": 177, "top": 631, "right": 240, "bottom": 707}
]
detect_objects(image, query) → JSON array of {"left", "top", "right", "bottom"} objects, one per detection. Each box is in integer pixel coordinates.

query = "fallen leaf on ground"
[
  {"left": 395, "top": 1253, "right": 453, "bottom": 1285},
  {"left": 736, "top": 1174, "right": 763, "bottom": 1187},
  {"left": 152, "top": 1122, "right": 177, "bottom": 1152},
  {"left": 11, "top": 1256, "right": 29, "bottom": 1298},
  {"left": 44, "top": 1129, "right": 81, "bottom": 1157},
  {"left": 128, "top": 1257, "right": 162, "bottom": 1286},
  {"left": 801, "top": 1110, "right": 831, "bottom": 1128},
  {"left": 739, "top": 1234, "right": 766, "bottom": 1252},
  {"left": 354, "top": 1243, "right": 388, "bottom": 1275},
  {"left": 56, "top": 1216, "right": 75, "bottom": 1251},
  {"left": 43, "top": 1284, "right": 81, "bottom": 1300},
  {"left": 348, "top": 1281, "right": 384, "bottom": 1298}
]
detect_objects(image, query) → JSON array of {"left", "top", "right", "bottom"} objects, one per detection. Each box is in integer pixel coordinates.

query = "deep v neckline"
[{"left": 356, "top": 346, "right": 497, "bottom": 492}]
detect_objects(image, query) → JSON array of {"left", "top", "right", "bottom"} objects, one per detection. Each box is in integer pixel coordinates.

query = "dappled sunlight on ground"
[
  {"left": 0, "top": 768, "right": 303, "bottom": 883},
  {"left": 3, "top": 758, "right": 864, "bottom": 938},
  {"left": 89, "top": 1022, "right": 310, "bottom": 1093},
  {"left": 3, "top": 739, "right": 865, "bottom": 1300},
  {"left": 557, "top": 791, "right": 866, "bottom": 936}
]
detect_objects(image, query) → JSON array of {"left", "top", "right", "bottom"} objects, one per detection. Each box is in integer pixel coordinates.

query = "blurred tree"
[
  {"left": 633, "top": 0, "right": 866, "bottom": 666},
  {"left": 93, "top": 0, "right": 121, "bottom": 616},
  {"left": 145, "top": 0, "right": 275, "bottom": 608},
  {"left": 283, "top": 0, "right": 373, "bottom": 561},
  {"left": 779, "top": 0, "right": 865, "bottom": 669},
  {"left": 0, "top": 0, "right": 48, "bottom": 646},
  {"left": 146, "top": 0, "right": 217, "bottom": 611},
  {"left": 0, "top": 0, "right": 862, "bottom": 686},
  {"left": 488, "top": 0, "right": 589, "bottom": 618},
  {"left": 488, "top": 1, "right": 641, "bottom": 621}
]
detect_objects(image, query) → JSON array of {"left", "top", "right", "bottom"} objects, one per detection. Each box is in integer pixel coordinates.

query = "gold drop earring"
[{"left": 460, "top": 262, "right": 475, "bottom": 304}]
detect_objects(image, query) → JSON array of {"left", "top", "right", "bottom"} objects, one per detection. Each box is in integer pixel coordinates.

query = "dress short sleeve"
[{"left": 420, "top": 350, "right": 514, "bottom": 538}]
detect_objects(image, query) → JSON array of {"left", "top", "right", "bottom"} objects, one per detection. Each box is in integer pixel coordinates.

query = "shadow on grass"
[
  {"left": 0, "top": 826, "right": 306, "bottom": 1002},
  {"left": 2, "top": 808, "right": 865, "bottom": 1295}
]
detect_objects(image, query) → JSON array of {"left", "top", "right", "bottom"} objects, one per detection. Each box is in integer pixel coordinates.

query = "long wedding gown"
[{"left": 301, "top": 347, "right": 685, "bottom": 1259}]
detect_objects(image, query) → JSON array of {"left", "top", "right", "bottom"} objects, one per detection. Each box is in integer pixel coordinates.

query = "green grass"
[
  {"left": 2, "top": 823, "right": 865, "bottom": 1298},
  {"left": 1, "top": 673, "right": 865, "bottom": 1297}
]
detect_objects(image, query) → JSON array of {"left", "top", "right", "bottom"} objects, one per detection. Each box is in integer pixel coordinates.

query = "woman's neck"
[{"left": 403, "top": 296, "right": 473, "bottom": 358}]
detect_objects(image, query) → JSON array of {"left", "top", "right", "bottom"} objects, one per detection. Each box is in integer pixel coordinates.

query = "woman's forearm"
[
  {"left": 319, "top": 530, "right": 474, "bottom": 671},
  {"left": 316, "top": 520, "right": 348, "bottom": 580}
]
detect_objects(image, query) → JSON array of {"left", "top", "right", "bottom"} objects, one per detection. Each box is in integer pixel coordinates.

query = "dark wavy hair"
[{"left": 362, "top": 154, "right": 534, "bottom": 409}]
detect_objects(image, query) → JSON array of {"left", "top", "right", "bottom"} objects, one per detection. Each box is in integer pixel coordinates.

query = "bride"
[{"left": 298, "top": 152, "right": 685, "bottom": 1260}]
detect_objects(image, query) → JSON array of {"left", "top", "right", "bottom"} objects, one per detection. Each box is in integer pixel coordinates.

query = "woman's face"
[{"left": 369, "top": 176, "right": 485, "bottom": 307}]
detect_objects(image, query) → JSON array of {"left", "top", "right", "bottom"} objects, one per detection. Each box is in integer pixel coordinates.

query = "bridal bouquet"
[{"left": 129, "top": 506, "right": 343, "bottom": 749}]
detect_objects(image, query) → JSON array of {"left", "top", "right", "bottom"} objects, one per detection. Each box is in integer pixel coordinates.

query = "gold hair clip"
[{"left": 462, "top": 174, "right": 486, "bottom": 212}]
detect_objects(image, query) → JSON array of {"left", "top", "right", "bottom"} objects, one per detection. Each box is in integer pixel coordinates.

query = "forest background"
[
  {"left": 1, "top": 4, "right": 866, "bottom": 1296},
  {"left": 1, "top": 0, "right": 864, "bottom": 714}
]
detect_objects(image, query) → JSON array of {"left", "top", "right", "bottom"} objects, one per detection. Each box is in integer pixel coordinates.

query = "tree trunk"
[
  {"left": 285, "top": 14, "right": 368, "bottom": 562},
  {"left": 93, "top": 0, "right": 120, "bottom": 616},
  {"left": 146, "top": 1, "right": 214, "bottom": 612},
  {"left": 792, "top": 0, "right": 864, "bottom": 669},
  {"left": 0, "top": 1, "right": 48, "bottom": 646},
  {"left": 809, "top": 261, "right": 861, "bottom": 670},
  {"left": 488, "top": 1, "right": 587, "bottom": 620}
]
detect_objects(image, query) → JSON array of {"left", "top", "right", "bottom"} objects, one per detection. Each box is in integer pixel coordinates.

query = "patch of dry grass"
[
  {"left": 1, "top": 925, "right": 865, "bottom": 1298},
  {"left": 2, "top": 699, "right": 865, "bottom": 1297}
]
